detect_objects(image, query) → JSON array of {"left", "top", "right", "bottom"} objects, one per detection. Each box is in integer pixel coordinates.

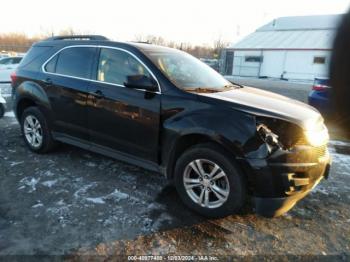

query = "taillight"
[
  {"left": 312, "top": 84, "right": 329, "bottom": 91},
  {"left": 10, "top": 72, "right": 17, "bottom": 86}
]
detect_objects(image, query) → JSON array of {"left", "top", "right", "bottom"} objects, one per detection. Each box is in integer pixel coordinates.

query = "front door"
[{"left": 87, "top": 47, "right": 161, "bottom": 162}]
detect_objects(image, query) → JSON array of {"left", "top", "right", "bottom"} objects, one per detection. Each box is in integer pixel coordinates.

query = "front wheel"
[{"left": 174, "top": 143, "right": 246, "bottom": 218}]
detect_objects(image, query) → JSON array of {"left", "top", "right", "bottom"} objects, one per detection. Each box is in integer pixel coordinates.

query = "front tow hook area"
[
  {"left": 253, "top": 163, "right": 331, "bottom": 217},
  {"left": 253, "top": 189, "right": 311, "bottom": 217}
]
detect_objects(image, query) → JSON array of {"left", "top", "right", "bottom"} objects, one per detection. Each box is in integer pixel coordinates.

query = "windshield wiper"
[
  {"left": 183, "top": 87, "right": 220, "bottom": 93},
  {"left": 227, "top": 81, "right": 244, "bottom": 88}
]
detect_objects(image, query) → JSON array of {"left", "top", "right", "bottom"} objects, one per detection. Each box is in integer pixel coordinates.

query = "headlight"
[
  {"left": 257, "top": 124, "right": 280, "bottom": 147},
  {"left": 304, "top": 124, "right": 329, "bottom": 147}
]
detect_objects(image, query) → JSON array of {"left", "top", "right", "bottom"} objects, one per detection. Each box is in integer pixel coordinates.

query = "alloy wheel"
[
  {"left": 183, "top": 159, "right": 230, "bottom": 209},
  {"left": 23, "top": 115, "right": 43, "bottom": 148}
]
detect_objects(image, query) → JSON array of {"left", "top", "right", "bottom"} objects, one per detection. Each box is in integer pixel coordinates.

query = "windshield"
[{"left": 145, "top": 49, "right": 235, "bottom": 92}]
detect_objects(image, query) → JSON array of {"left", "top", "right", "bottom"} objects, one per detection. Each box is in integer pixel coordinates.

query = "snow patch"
[
  {"left": 147, "top": 203, "right": 163, "bottom": 210},
  {"left": 42, "top": 170, "right": 55, "bottom": 177},
  {"left": 86, "top": 197, "right": 105, "bottom": 204},
  {"left": 73, "top": 183, "right": 97, "bottom": 198},
  {"left": 10, "top": 161, "right": 24, "bottom": 167},
  {"left": 47, "top": 205, "right": 72, "bottom": 226},
  {"left": 85, "top": 161, "right": 97, "bottom": 167},
  {"left": 4, "top": 111, "right": 15, "bottom": 118},
  {"left": 329, "top": 140, "right": 350, "bottom": 147},
  {"left": 83, "top": 189, "right": 129, "bottom": 205},
  {"left": 19, "top": 177, "right": 40, "bottom": 192},
  {"left": 105, "top": 189, "right": 129, "bottom": 201},
  {"left": 56, "top": 199, "right": 66, "bottom": 206},
  {"left": 330, "top": 154, "right": 350, "bottom": 175},
  {"left": 41, "top": 180, "right": 58, "bottom": 188},
  {"left": 311, "top": 186, "right": 329, "bottom": 195},
  {"left": 32, "top": 203, "right": 44, "bottom": 208}
]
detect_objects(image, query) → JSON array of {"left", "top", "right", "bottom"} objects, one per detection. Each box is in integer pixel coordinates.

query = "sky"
[{"left": 1, "top": 0, "right": 349, "bottom": 45}]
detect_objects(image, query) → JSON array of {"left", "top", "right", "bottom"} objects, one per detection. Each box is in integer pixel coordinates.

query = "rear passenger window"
[{"left": 51, "top": 47, "right": 96, "bottom": 79}]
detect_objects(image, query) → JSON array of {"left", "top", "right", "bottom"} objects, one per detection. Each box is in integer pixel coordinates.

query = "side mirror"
[{"left": 124, "top": 75, "right": 158, "bottom": 92}]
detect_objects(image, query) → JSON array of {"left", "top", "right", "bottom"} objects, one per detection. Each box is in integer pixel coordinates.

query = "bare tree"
[
  {"left": 58, "top": 27, "right": 95, "bottom": 36},
  {"left": 0, "top": 33, "right": 42, "bottom": 52},
  {"left": 131, "top": 35, "right": 217, "bottom": 58},
  {"left": 213, "top": 35, "right": 229, "bottom": 58},
  {"left": 0, "top": 31, "right": 227, "bottom": 58}
]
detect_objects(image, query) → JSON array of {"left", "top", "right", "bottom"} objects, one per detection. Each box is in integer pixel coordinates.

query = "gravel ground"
[{"left": 0, "top": 82, "right": 349, "bottom": 259}]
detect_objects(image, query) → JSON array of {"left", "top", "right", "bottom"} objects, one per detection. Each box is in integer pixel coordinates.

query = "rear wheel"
[
  {"left": 174, "top": 143, "right": 246, "bottom": 218},
  {"left": 20, "top": 107, "right": 56, "bottom": 153}
]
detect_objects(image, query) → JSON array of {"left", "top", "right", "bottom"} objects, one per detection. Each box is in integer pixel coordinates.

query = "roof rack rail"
[
  {"left": 132, "top": 41, "right": 151, "bottom": 44},
  {"left": 45, "top": 35, "right": 109, "bottom": 41}
]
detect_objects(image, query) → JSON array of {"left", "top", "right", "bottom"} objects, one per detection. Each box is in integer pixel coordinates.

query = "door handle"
[
  {"left": 91, "top": 90, "right": 105, "bottom": 99},
  {"left": 43, "top": 78, "right": 53, "bottom": 85}
]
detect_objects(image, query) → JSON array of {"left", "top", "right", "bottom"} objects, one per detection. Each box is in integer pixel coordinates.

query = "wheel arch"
[
  {"left": 14, "top": 81, "right": 52, "bottom": 122},
  {"left": 16, "top": 98, "right": 37, "bottom": 120},
  {"left": 163, "top": 131, "right": 244, "bottom": 180}
]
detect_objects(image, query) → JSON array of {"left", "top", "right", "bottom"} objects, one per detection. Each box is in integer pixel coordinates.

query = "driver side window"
[{"left": 97, "top": 48, "right": 151, "bottom": 86}]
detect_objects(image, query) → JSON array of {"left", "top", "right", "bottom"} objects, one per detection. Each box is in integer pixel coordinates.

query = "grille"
[
  {"left": 314, "top": 145, "right": 327, "bottom": 158},
  {"left": 295, "top": 136, "right": 308, "bottom": 146},
  {"left": 295, "top": 136, "right": 327, "bottom": 158}
]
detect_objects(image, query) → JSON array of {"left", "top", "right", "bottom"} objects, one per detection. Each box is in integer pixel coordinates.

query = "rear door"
[
  {"left": 86, "top": 47, "right": 161, "bottom": 162},
  {"left": 42, "top": 46, "right": 97, "bottom": 140}
]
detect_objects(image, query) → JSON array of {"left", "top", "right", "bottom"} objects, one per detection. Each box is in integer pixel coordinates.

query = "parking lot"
[{"left": 0, "top": 81, "right": 350, "bottom": 258}]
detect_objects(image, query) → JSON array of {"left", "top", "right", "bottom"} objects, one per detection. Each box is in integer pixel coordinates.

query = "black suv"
[{"left": 12, "top": 35, "right": 331, "bottom": 217}]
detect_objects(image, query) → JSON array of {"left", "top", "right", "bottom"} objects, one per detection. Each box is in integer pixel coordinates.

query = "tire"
[
  {"left": 20, "top": 106, "right": 56, "bottom": 153},
  {"left": 0, "top": 104, "right": 4, "bottom": 118},
  {"left": 174, "top": 143, "right": 246, "bottom": 218}
]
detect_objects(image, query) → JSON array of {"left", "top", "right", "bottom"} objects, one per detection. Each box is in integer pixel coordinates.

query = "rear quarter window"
[{"left": 19, "top": 46, "right": 52, "bottom": 68}]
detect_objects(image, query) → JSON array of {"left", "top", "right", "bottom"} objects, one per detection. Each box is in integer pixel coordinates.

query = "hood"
[{"left": 200, "top": 86, "right": 323, "bottom": 130}]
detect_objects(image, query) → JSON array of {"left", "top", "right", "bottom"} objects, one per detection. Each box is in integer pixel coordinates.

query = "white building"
[{"left": 222, "top": 14, "right": 342, "bottom": 81}]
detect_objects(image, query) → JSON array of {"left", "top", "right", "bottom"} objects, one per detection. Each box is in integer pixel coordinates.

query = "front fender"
[{"left": 160, "top": 106, "right": 264, "bottom": 178}]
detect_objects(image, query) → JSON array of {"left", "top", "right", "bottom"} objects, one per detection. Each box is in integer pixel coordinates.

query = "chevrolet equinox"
[{"left": 11, "top": 35, "right": 331, "bottom": 217}]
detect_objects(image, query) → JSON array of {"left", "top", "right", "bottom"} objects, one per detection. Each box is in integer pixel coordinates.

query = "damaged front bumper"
[{"left": 246, "top": 144, "right": 331, "bottom": 217}]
